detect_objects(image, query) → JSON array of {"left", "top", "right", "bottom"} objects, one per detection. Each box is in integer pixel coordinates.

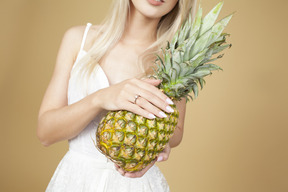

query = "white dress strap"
[{"left": 79, "top": 23, "right": 92, "bottom": 52}]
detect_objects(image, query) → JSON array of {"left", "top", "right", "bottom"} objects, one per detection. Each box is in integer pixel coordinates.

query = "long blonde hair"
[{"left": 72, "top": 0, "right": 197, "bottom": 88}]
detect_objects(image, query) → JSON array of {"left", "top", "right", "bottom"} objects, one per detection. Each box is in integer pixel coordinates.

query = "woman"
[{"left": 38, "top": 0, "right": 197, "bottom": 191}]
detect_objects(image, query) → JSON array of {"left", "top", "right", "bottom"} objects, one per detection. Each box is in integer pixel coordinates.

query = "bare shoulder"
[
  {"left": 58, "top": 24, "right": 102, "bottom": 62},
  {"left": 61, "top": 25, "right": 88, "bottom": 55},
  {"left": 82, "top": 24, "right": 102, "bottom": 52}
]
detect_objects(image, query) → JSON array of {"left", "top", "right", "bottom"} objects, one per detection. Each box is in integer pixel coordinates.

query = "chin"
[
  {"left": 142, "top": 10, "right": 166, "bottom": 19},
  {"left": 131, "top": 0, "right": 178, "bottom": 19}
]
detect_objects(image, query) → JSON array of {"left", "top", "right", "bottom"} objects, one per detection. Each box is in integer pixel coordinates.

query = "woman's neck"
[{"left": 120, "top": 5, "right": 161, "bottom": 46}]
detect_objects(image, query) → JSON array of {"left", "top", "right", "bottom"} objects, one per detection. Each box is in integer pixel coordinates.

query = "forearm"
[
  {"left": 169, "top": 125, "right": 183, "bottom": 148},
  {"left": 37, "top": 92, "right": 102, "bottom": 146},
  {"left": 169, "top": 98, "right": 186, "bottom": 148}
]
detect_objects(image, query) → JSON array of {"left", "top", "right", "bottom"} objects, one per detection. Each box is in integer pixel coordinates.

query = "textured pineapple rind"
[{"left": 96, "top": 106, "right": 179, "bottom": 172}]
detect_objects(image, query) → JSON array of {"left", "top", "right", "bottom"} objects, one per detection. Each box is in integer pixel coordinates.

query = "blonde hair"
[{"left": 73, "top": 0, "right": 197, "bottom": 90}]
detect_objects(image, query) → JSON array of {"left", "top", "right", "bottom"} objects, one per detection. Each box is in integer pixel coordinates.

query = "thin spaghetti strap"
[{"left": 79, "top": 23, "right": 92, "bottom": 52}]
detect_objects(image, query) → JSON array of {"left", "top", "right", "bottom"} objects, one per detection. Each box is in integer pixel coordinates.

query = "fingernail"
[
  {"left": 159, "top": 111, "right": 167, "bottom": 118},
  {"left": 166, "top": 106, "right": 174, "bottom": 113},
  {"left": 149, "top": 114, "right": 156, "bottom": 119},
  {"left": 157, "top": 156, "right": 163, "bottom": 162},
  {"left": 166, "top": 98, "right": 174, "bottom": 105}
]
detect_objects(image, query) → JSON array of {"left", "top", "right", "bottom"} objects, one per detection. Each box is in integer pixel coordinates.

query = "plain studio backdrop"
[{"left": 0, "top": 0, "right": 287, "bottom": 191}]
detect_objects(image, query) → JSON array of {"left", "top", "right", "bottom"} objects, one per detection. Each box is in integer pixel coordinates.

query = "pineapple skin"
[{"left": 96, "top": 105, "right": 179, "bottom": 172}]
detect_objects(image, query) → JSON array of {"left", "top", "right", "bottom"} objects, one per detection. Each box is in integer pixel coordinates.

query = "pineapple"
[{"left": 96, "top": 2, "right": 233, "bottom": 172}]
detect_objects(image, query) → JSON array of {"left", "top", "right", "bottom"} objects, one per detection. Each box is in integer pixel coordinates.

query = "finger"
[
  {"left": 124, "top": 160, "right": 156, "bottom": 178},
  {"left": 157, "top": 145, "right": 171, "bottom": 162},
  {"left": 116, "top": 167, "right": 126, "bottom": 176},
  {"left": 135, "top": 96, "right": 168, "bottom": 118},
  {"left": 122, "top": 101, "right": 156, "bottom": 119},
  {"left": 124, "top": 79, "right": 174, "bottom": 112},
  {"left": 157, "top": 152, "right": 169, "bottom": 162},
  {"left": 137, "top": 79, "right": 174, "bottom": 105},
  {"left": 115, "top": 164, "right": 120, "bottom": 169},
  {"left": 135, "top": 89, "right": 174, "bottom": 114},
  {"left": 125, "top": 83, "right": 173, "bottom": 114},
  {"left": 124, "top": 171, "right": 142, "bottom": 178},
  {"left": 142, "top": 78, "right": 162, "bottom": 86}
]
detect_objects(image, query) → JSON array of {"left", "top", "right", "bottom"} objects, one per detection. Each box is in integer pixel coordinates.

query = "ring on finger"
[{"left": 134, "top": 94, "right": 141, "bottom": 104}]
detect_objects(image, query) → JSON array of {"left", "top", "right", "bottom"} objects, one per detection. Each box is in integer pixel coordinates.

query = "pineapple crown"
[{"left": 155, "top": 2, "right": 233, "bottom": 101}]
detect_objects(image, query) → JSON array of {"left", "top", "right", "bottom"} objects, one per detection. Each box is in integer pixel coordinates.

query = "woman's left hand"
[
  {"left": 115, "top": 144, "right": 171, "bottom": 178},
  {"left": 156, "top": 143, "right": 171, "bottom": 162}
]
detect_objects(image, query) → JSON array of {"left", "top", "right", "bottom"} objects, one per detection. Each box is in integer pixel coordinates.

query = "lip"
[{"left": 147, "top": 0, "right": 165, "bottom": 6}]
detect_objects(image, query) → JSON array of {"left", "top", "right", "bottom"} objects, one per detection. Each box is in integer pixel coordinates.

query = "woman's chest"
[{"left": 98, "top": 42, "right": 150, "bottom": 85}]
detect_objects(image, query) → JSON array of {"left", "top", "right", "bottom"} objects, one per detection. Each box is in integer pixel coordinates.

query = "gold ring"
[{"left": 134, "top": 95, "right": 140, "bottom": 104}]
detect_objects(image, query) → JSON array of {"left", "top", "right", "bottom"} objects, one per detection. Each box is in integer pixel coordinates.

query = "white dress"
[{"left": 45, "top": 23, "right": 170, "bottom": 192}]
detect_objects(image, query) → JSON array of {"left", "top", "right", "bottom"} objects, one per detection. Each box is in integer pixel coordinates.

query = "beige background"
[{"left": 1, "top": 0, "right": 287, "bottom": 191}]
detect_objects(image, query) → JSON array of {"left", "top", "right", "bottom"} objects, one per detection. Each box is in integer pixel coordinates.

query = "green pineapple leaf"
[
  {"left": 199, "top": 1, "right": 224, "bottom": 36},
  {"left": 170, "top": 31, "right": 179, "bottom": 52},
  {"left": 190, "top": 6, "right": 202, "bottom": 37},
  {"left": 192, "top": 83, "right": 199, "bottom": 98},
  {"left": 212, "top": 43, "right": 232, "bottom": 55},
  {"left": 199, "top": 78, "right": 206, "bottom": 90},
  {"left": 206, "top": 13, "right": 233, "bottom": 46},
  {"left": 191, "top": 68, "right": 212, "bottom": 79},
  {"left": 197, "top": 64, "right": 223, "bottom": 71},
  {"left": 156, "top": 2, "right": 233, "bottom": 100}
]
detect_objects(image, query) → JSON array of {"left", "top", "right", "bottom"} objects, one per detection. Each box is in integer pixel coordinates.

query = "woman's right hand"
[{"left": 95, "top": 78, "right": 175, "bottom": 119}]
